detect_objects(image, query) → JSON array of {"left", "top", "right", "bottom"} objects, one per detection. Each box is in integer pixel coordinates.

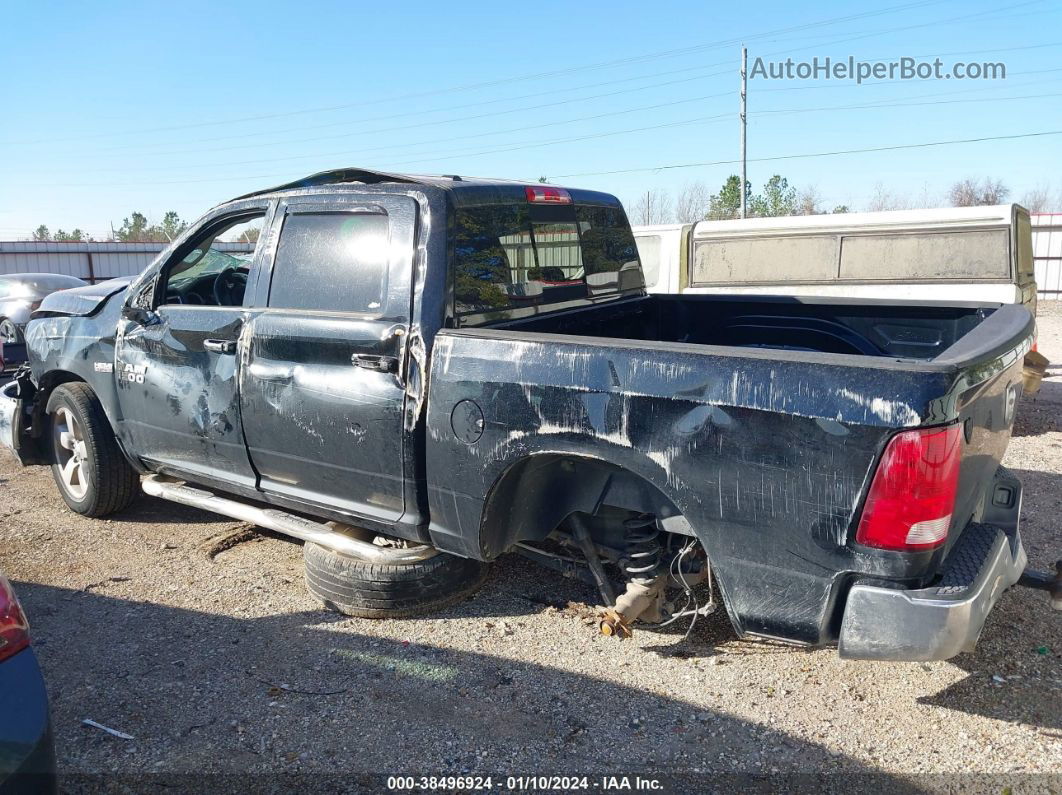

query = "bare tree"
[
  {"left": 629, "top": 189, "right": 673, "bottom": 225},
  {"left": 866, "top": 182, "right": 911, "bottom": 212},
  {"left": 673, "top": 181, "right": 711, "bottom": 223},
  {"left": 1020, "top": 185, "right": 1052, "bottom": 213},
  {"left": 948, "top": 177, "right": 1009, "bottom": 207},
  {"left": 796, "top": 186, "right": 823, "bottom": 216}
]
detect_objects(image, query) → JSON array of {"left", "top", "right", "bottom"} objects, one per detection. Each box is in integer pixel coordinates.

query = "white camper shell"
[{"left": 634, "top": 204, "right": 1036, "bottom": 313}]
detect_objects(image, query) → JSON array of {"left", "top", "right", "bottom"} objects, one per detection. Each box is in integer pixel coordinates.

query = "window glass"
[
  {"left": 692, "top": 235, "right": 838, "bottom": 285},
  {"left": 575, "top": 204, "right": 644, "bottom": 295},
  {"left": 269, "top": 212, "right": 389, "bottom": 313},
  {"left": 161, "top": 214, "right": 263, "bottom": 306},
  {"left": 839, "top": 230, "right": 1009, "bottom": 280},
  {"left": 635, "top": 235, "right": 662, "bottom": 288},
  {"left": 454, "top": 202, "right": 642, "bottom": 317}
]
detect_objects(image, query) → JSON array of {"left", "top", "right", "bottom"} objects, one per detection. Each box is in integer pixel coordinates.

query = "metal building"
[
  {"left": 0, "top": 241, "right": 255, "bottom": 284},
  {"left": 1032, "top": 213, "right": 1062, "bottom": 301}
]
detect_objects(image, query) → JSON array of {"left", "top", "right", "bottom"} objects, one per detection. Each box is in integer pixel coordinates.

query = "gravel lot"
[{"left": 1, "top": 312, "right": 1060, "bottom": 793}]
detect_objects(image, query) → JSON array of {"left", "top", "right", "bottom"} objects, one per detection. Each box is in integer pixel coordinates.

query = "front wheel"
[
  {"left": 0, "top": 318, "right": 22, "bottom": 344},
  {"left": 47, "top": 383, "right": 139, "bottom": 517}
]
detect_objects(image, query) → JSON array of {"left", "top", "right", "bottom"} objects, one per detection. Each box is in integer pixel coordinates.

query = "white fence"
[
  {"left": 0, "top": 241, "right": 255, "bottom": 284},
  {"left": 1033, "top": 213, "right": 1062, "bottom": 300}
]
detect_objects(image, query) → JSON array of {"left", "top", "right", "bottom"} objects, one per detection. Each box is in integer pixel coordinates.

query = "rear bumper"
[{"left": 838, "top": 524, "right": 1027, "bottom": 661}]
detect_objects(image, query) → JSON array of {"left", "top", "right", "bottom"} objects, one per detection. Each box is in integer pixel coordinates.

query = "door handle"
[
  {"left": 351, "top": 353, "right": 398, "bottom": 373},
  {"left": 204, "top": 339, "right": 237, "bottom": 354}
]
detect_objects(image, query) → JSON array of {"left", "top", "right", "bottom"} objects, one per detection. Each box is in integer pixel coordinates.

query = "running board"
[{"left": 141, "top": 475, "right": 435, "bottom": 563}]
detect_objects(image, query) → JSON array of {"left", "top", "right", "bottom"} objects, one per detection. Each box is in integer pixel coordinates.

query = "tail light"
[
  {"left": 855, "top": 425, "right": 962, "bottom": 551},
  {"left": 525, "top": 186, "right": 572, "bottom": 204},
  {"left": 0, "top": 575, "right": 30, "bottom": 663}
]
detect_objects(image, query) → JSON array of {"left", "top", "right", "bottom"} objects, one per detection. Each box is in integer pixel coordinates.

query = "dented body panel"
[
  {"left": 6, "top": 170, "right": 1036, "bottom": 651},
  {"left": 425, "top": 299, "right": 1031, "bottom": 644}
]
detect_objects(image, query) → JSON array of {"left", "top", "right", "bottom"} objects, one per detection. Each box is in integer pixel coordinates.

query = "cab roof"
[{"left": 231, "top": 167, "right": 621, "bottom": 208}]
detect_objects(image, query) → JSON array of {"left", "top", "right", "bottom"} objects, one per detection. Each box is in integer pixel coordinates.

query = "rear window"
[{"left": 454, "top": 202, "right": 642, "bottom": 319}]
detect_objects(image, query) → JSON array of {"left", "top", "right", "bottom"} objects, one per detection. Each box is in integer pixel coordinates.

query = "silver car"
[{"left": 0, "top": 273, "right": 86, "bottom": 343}]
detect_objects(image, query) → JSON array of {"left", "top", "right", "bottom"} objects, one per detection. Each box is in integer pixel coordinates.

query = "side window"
[
  {"left": 268, "top": 212, "right": 390, "bottom": 313},
  {"left": 160, "top": 214, "right": 263, "bottom": 307}
]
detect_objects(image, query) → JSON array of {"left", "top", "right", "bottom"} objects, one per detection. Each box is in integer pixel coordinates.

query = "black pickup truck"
[{"left": 2, "top": 169, "right": 1057, "bottom": 660}]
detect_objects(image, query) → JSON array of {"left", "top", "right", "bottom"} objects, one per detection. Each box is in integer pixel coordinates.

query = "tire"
[
  {"left": 303, "top": 541, "right": 490, "bottom": 618},
  {"left": 0, "top": 318, "right": 22, "bottom": 344},
  {"left": 46, "top": 383, "right": 139, "bottom": 517}
]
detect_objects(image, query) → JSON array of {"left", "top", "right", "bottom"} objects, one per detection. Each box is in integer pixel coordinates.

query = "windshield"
[{"left": 454, "top": 201, "right": 642, "bottom": 321}]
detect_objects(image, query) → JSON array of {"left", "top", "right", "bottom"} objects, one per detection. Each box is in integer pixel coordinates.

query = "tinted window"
[
  {"left": 454, "top": 202, "right": 641, "bottom": 317},
  {"left": 269, "top": 213, "right": 389, "bottom": 313},
  {"left": 575, "top": 204, "right": 644, "bottom": 295}
]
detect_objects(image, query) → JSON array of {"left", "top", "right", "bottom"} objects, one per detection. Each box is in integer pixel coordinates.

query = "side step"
[{"left": 141, "top": 475, "right": 435, "bottom": 564}]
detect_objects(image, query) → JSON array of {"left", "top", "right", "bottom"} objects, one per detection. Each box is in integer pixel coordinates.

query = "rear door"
[{"left": 240, "top": 194, "right": 417, "bottom": 523}]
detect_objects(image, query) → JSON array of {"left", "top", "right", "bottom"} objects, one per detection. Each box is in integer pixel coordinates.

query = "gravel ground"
[{"left": 1, "top": 314, "right": 1061, "bottom": 793}]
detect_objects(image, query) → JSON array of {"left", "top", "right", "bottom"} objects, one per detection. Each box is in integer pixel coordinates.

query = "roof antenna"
[{"left": 442, "top": 174, "right": 463, "bottom": 181}]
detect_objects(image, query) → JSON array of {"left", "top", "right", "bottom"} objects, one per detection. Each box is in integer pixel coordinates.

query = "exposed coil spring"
[{"left": 622, "top": 514, "right": 662, "bottom": 584}]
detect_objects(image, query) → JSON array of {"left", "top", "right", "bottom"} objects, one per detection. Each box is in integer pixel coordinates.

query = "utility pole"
[{"left": 739, "top": 45, "right": 748, "bottom": 219}]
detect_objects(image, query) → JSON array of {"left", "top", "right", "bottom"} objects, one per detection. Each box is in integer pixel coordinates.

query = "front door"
[
  {"left": 240, "top": 194, "right": 417, "bottom": 523},
  {"left": 115, "top": 207, "right": 271, "bottom": 489}
]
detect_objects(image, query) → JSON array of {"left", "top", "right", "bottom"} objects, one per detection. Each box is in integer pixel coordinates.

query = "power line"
[
  {"left": 550, "top": 130, "right": 1062, "bottom": 179},
  {"left": 0, "top": 0, "right": 964, "bottom": 147},
  {"left": 21, "top": 78, "right": 1062, "bottom": 184},
  {"left": 19, "top": 0, "right": 1048, "bottom": 168}
]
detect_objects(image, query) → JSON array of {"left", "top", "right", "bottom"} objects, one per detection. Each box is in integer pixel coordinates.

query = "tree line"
[{"left": 627, "top": 175, "right": 1052, "bottom": 225}]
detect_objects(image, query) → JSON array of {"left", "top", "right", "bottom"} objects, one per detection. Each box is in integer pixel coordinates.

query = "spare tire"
[{"left": 303, "top": 541, "right": 490, "bottom": 618}]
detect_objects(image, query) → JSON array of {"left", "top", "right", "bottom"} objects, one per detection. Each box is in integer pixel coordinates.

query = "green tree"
[
  {"left": 831, "top": 205, "right": 851, "bottom": 214},
  {"left": 155, "top": 211, "right": 188, "bottom": 242},
  {"left": 32, "top": 225, "right": 50, "bottom": 241},
  {"left": 114, "top": 212, "right": 151, "bottom": 242},
  {"left": 749, "top": 175, "right": 797, "bottom": 217},
  {"left": 706, "top": 175, "right": 749, "bottom": 220},
  {"left": 113, "top": 211, "right": 188, "bottom": 242},
  {"left": 54, "top": 229, "right": 85, "bottom": 242}
]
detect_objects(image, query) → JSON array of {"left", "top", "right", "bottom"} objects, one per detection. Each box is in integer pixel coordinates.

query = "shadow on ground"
[{"left": 16, "top": 580, "right": 921, "bottom": 793}]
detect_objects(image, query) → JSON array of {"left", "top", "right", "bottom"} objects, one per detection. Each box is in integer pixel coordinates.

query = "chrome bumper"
[
  {"left": 838, "top": 525, "right": 1027, "bottom": 661},
  {"left": 0, "top": 381, "right": 19, "bottom": 455}
]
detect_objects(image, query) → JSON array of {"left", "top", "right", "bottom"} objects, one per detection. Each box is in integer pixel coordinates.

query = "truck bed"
[
  {"left": 426, "top": 294, "right": 1033, "bottom": 645},
  {"left": 483, "top": 293, "right": 1009, "bottom": 361}
]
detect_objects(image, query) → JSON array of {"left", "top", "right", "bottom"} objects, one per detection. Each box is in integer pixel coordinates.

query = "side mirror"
[{"left": 122, "top": 305, "right": 159, "bottom": 327}]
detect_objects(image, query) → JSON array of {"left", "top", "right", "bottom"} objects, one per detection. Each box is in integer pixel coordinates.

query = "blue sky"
[{"left": 1, "top": 0, "right": 1059, "bottom": 237}]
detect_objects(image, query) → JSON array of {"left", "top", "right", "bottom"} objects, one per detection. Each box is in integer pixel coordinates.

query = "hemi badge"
[{"left": 94, "top": 362, "right": 114, "bottom": 373}]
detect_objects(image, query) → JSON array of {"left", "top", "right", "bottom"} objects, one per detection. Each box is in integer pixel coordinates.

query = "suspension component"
[
  {"left": 600, "top": 514, "right": 668, "bottom": 638},
  {"left": 620, "top": 514, "right": 662, "bottom": 584}
]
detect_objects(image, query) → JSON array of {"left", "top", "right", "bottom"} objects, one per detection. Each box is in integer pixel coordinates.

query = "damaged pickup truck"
[{"left": 2, "top": 168, "right": 1059, "bottom": 660}]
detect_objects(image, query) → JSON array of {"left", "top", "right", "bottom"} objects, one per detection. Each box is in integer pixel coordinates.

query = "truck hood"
[{"left": 33, "top": 276, "right": 133, "bottom": 317}]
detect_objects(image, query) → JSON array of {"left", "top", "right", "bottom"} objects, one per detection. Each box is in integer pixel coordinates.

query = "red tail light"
[
  {"left": 525, "top": 186, "right": 572, "bottom": 204},
  {"left": 0, "top": 575, "right": 30, "bottom": 663},
  {"left": 855, "top": 425, "right": 962, "bottom": 551}
]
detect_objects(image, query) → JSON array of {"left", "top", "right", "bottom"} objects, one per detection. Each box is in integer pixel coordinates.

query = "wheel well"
[
  {"left": 30, "top": 371, "right": 87, "bottom": 433},
  {"left": 478, "top": 453, "right": 687, "bottom": 560}
]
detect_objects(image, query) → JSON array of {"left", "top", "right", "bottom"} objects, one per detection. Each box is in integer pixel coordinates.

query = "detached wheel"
[
  {"left": 303, "top": 540, "right": 489, "bottom": 618},
  {"left": 47, "top": 383, "right": 139, "bottom": 517}
]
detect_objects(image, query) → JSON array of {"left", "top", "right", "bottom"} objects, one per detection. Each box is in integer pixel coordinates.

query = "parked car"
[
  {"left": 1, "top": 169, "right": 1057, "bottom": 661},
  {"left": 0, "top": 273, "right": 87, "bottom": 344},
  {"left": 0, "top": 574, "right": 56, "bottom": 793}
]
